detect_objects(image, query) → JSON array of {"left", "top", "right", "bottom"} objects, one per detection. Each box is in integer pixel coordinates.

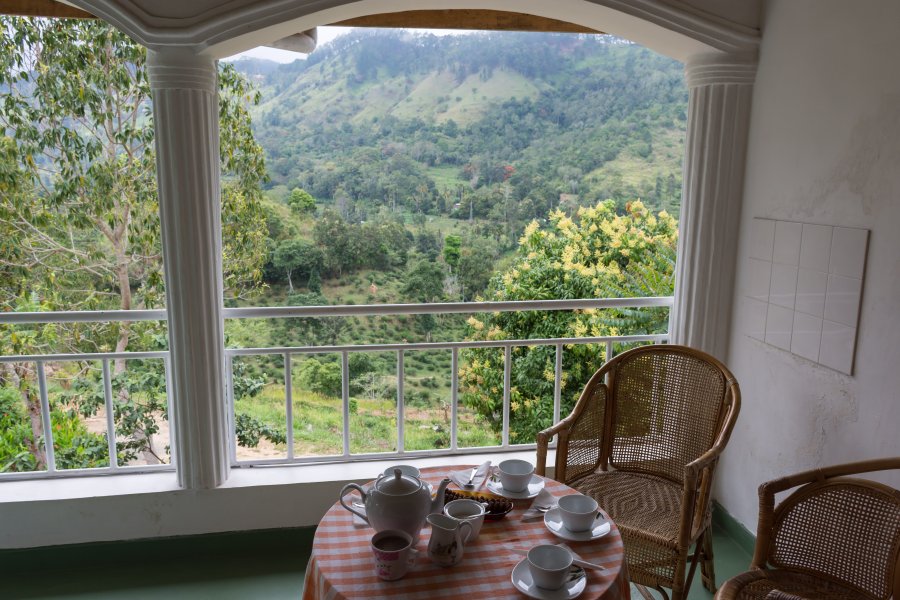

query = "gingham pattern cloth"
[{"left": 302, "top": 466, "right": 630, "bottom": 600}]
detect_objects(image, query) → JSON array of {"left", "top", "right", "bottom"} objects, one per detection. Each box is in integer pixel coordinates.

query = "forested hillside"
[
  {"left": 234, "top": 30, "right": 687, "bottom": 226},
  {"left": 0, "top": 24, "right": 688, "bottom": 470}
]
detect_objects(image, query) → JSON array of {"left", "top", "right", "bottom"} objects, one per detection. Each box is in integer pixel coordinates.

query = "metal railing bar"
[
  {"left": 606, "top": 341, "right": 614, "bottom": 362},
  {"left": 341, "top": 351, "right": 350, "bottom": 458},
  {"left": 0, "top": 463, "right": 174, "bottom": 481},
  {"left": 223, "top": 297, "right": 674, "bottom": 320},
  {"left": 502, "top": 345, "right": 511, "bottom": 448},
  {"left": 101, "top": 360, "right": 118, "bottom": 469},
  {"left": 553, "top": 344, "right": 563, "bottom": 439},
  {"left": 164, "top": 355, "right": 178, "bottom": 469},
  {"left": 225, "top": 334, "right": 666, "bottom": 357},
  {"left": 0, "top": 297, "right": 673, "bottom": 325},
  {"left": 0, "top": 309, "right": 167, "bottom": 325},
  {"left": 36, "top": 361, "right": 56, "bottom": 473},
  {"left": 397, "top": 350, "right": 404, "bottom": 454},
  {"left": 0, "top": 351, "right": 169, "bottom": 363},
  {"left": 225, "top": 354, "right": 236, "bottom": 465},
  {"left": 450, "top": 348, "right": 458, "bottom": 452},
  {"left": 284, "top": 352, "right": 294, "bottom": 461}
]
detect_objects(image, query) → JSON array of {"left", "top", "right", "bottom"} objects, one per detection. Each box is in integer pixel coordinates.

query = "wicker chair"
[
  {"left": 535, "top": 344, "right": 741, "bottom": 600},
  {"left": 715, "top": 458, "right": 900, "bottom": 600}
]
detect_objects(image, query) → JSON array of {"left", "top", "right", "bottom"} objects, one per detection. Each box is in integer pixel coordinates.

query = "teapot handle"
[{"left": 339, "top": 483, "right": 369, "bottom": 524}]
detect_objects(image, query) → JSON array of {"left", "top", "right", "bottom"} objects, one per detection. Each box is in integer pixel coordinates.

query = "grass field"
[
  {"left": 234, "top": 380, "right": 499, "bottom": 457},
  {"left": 425, "top": 165, "right": 465, "bottom": 192}
]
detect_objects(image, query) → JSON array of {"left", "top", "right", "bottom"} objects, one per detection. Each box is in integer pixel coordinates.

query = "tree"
[
  {"left": 280, "top": 292, "right": 347, "bottom": 347},
  {"left": 313, "top": 209, "right": 356, "bottom": 277},
  {"left": 443, "top": 235, "right": 462, "bottom": 272},
  {"left": 401, "top": 261, "right": 445, "bottom": 303},
  {"left": 456, "top": 237, "right": 498, "bottom": 300},
  {"left": 288, "top": 187, "right": 316, "bottom": 216},
  {"left": 273, "top": 239, "right": 323, "bottom": 292},
  {"left": 459, "top": 201, "right": 677, "bottom": 443},
  {"left": 0, "top": 18, "right": 268, "bottom": 470},
  {"left": 415, "top": 230, "right": 442, "bottom": 261}
]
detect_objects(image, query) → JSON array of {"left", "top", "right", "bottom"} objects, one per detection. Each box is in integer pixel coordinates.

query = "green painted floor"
[{"left": 2, "top": 525, "right": 751, "bottom": 599}]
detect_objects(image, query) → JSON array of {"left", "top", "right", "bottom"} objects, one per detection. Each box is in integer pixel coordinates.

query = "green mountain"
[{"left": 233, "top": 30, "right": 687, "bottom": 223}]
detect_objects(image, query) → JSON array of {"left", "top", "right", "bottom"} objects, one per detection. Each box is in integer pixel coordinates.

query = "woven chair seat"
[
  {"left": 718, "top": 569, "right": 869, "bottom": 600},
  {"left": 574, "top": 470, "right": 684, "bottom": 548}
]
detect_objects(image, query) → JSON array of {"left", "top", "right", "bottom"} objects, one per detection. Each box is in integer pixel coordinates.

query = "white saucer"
[
  {"left": 487, "top": 475, "right": 545, "bottom": 499},
  {"left": 511, "top": 558, "right": 587, "bottom": 599},
  {"left": 544, "top": 507, "right": 612, "bottom": 541}
]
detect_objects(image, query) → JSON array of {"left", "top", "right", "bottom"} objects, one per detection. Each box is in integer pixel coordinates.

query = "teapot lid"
[{"left": 375, "top": 468, "right": 422, "bottom": 495}]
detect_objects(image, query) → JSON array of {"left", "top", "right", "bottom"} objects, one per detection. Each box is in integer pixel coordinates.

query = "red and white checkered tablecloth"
[{"left": 301, "top": 465, "right": 630, "bottom": 600}]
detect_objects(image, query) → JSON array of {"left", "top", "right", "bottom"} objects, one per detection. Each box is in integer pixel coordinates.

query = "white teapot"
[{"left": 340, "top": 469, "right": 451, "bottom": 542}]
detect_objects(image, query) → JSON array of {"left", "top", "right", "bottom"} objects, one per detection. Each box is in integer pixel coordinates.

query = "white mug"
[
  {"left": 371, "top": 529, "right": 417, "bottom": 581},
  {"left": 557, "top": 493, "right": 599, "bottom": 532},
  {"left": 443, "top": 498, "right": 487, "bottom": 542},
  {"left": 498, "top": 459, "right": 534, "bottom": 493},
  {"left": 528, "top": 544, "right": 573, "bottom": 590}
]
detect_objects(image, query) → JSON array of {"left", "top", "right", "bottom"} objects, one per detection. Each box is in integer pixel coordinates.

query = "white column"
[
  {"left": 148, "top": 49, "right": 229, "bottom": 489},
  {"left": 670, "top": 53, "right": 756, "bottom": 360}
]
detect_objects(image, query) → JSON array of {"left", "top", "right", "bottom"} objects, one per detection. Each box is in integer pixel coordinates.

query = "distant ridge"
[{"left": 235, "top": 29, "right": 687, "bottom": 218}]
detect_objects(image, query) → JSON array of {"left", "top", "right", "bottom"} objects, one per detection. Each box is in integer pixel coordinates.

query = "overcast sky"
[{"left": 225, "top": 26, "right": 475, "bottom": 63}]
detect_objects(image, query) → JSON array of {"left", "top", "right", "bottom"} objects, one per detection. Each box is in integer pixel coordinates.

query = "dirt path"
[{"left": 84, "top": 408, "right": 285, "bottom": 464}]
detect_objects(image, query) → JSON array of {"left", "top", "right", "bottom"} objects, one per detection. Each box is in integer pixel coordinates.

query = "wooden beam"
[
  {"left": 0, "top": 0, "right": 94, "bottom": 18},
  {"left": 332, "top": 10, "right": 602, "bottom": 34}
]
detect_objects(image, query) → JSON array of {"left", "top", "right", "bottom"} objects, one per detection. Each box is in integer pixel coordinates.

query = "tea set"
[{"left": 338, "top": 459, "right": 611, "bottom": 597}]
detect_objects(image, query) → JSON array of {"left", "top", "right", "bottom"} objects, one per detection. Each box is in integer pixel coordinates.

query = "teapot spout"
[{"left": 431, "top": 478, "right": 452, "bottom": 514}]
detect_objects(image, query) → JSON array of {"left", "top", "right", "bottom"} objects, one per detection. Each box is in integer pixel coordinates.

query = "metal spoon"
[
  {"left": 463, "top": 466, "right": 478, "bottom": 488},
  {"left": 507, "top": 546, "right": 606, "bottom": 572}
]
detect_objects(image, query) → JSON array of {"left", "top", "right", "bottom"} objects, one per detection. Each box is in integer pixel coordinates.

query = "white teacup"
[
  {"left": 527, "top": 544, "right": 573, "bottom": 590},
  {"left": 383, "top": 464, "right": 420, "bottom": 479},
  {"left": 371, "top": 529, "right": 417, "bottom": 581},
  {"left": 443, "top": 498, "right": 487, "bottom": 542},
  {"left": 557, "top": 494, "right": 599, "bottom": 532},
  {"left": 498, "top": 459, "right": 534, "bottom": 493}
]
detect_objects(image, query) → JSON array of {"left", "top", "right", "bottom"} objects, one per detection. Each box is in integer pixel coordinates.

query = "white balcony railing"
[{"left": 0, "top": 297, "right": 673, "bottom": 481}]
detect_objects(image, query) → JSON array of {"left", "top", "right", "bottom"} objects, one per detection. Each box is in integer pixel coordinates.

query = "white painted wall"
[{"left": 718, "top": 0, "right": 900, "bottom": 530}]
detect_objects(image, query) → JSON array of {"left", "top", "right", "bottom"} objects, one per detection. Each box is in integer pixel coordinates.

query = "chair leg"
[
  {"left": 680, "top": 532, "right": 706, "bottom": 600},
  {"left": 700, "top": 528, "right": 717, "bottom": 593}
]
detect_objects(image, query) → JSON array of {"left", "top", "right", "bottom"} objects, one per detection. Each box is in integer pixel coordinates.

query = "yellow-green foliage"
[{"left": 459, "top": 200, "right": 677, "bottom": 444}]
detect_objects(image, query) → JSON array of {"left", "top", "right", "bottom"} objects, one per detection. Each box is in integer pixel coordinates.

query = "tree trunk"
[
  {"left": 13, "top": 364, "right": 47, "bottom": 470},
  {"left": 287, "top": 268, "right": 294, "bottom": 293},
  {"left": 113, "top": 245, "right": 132, "bottom": 376}
]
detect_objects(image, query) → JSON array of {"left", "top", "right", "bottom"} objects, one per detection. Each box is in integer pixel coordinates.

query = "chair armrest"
[
  {"left": 679, "top": 445, "right": 726, "bottom": 543},
  {"left": 535, "top": 418, "right": 575, "bottom": 477}
]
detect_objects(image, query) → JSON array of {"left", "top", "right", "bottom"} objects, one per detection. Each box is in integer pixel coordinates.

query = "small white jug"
[{"left": 426, "top": 513, "right": 473, "bottom": 567}]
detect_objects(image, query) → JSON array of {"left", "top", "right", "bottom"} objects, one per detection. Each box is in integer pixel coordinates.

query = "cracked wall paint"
[{"left": 719, "top": 0, "right": 900, "bottom": 530}]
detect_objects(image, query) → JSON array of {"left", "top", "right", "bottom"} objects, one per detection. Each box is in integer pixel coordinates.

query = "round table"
[{"left": 301, "top": 465, "right": 630, "bottom": 600}]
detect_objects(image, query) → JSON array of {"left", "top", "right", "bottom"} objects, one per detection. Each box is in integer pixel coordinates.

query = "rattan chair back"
[
  {"left": 766, "top": 476, "right": 900, "bottom": 600},
  {"left": 536, "top": 344, "right": 740, "bottom": 600},
  {"left": 609, "top": 347, "right": 730, "bottom": 484}
]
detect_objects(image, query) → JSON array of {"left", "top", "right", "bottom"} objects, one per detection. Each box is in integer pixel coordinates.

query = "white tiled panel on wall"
[{"left": 745, "top": 218, "right": 868, "bottom": 375}]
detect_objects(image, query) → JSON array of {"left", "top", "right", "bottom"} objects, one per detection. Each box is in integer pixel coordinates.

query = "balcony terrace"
[{"left": 2, "top": 0, "right": 899, "bottom": 599}]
